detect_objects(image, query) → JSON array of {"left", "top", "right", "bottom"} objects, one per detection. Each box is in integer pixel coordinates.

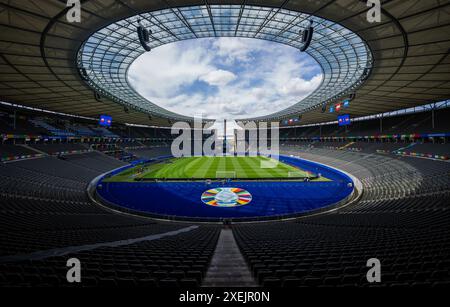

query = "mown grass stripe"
[
  {"left": 184, "top": 156, "right": 207, "bottom": 175},
  {"left": 191, "top": 157, "right": 215, "bottom": 178}
]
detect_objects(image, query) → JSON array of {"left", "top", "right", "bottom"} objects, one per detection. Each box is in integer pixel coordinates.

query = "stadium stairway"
[
  {"left": 202, "top": 228, "right": 257, "bottom": 287},
  {"left": 18, "top": 144, "right": 47, "bottom": 156}
]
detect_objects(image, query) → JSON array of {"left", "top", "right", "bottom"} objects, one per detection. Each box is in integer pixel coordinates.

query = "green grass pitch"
[{"left": 105, "top": 156, "right": 330, "bottom": 182}]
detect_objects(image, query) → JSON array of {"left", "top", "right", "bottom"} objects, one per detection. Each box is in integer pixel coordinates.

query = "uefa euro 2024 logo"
[{"left": 201, "top": 188, "right": 252, "bottom": 208}]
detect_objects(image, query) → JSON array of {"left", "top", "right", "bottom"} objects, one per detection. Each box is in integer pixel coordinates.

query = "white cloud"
[
  {"left": 128, "top": 37, "right": 323, "bottom": 120},
  {"left": 128, "top": 43, "right": 213, "bottom": 98},
  {"left": 212, "top": 38, "right": 256, "bottom": 64},
  {"left": 280, "top": 75, "right": 323, "bottom": 97},
  {"left": 199, "top": 69, "right": 237, "bottom": 87}
]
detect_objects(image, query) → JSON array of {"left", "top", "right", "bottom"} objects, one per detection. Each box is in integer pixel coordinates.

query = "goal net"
[{"left": 215, "top": 171, "right": 236, "bottom": 179}]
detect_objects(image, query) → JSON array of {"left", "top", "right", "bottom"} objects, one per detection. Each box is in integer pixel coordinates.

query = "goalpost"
[{"left": 215, "top": 171, "right": 236, "bottom": 179}]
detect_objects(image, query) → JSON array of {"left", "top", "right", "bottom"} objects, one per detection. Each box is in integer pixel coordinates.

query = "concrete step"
[{"left": 202, "top": 228, "right": 258, "bottom": 287}]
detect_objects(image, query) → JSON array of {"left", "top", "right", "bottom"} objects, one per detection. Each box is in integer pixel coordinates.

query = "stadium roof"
[
  {"left": 79, "top": 5, "right": 372, "bottom": 122},
  {"left": 0, "top": 0, "right": 449, "bottom": 126}
]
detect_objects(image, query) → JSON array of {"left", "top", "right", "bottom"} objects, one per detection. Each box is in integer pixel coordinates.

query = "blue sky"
[{"left": 128, "top": 37, "right": 322, "bottom": 120}]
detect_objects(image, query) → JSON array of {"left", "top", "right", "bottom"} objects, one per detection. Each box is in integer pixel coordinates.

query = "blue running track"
[{"left": 96, "top": 156, "right": 354, "bottom": 220}]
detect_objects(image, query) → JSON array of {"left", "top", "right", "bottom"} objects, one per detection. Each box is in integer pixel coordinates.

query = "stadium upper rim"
[
  {"left": 0, "top": 0, "right": 449, "bottom": 127},
  {"left": 77, "top": 4, "right": 373, "bottom": 122}
]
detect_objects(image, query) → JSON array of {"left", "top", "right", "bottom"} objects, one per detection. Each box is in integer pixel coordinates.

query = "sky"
[{"left": 128, "top": 37, "right": 322, "bottom": 121}]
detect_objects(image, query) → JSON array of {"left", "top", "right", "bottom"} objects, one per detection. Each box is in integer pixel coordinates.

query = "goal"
[{"left": 215, "top": 171, "right": 236, "bottom": 179}]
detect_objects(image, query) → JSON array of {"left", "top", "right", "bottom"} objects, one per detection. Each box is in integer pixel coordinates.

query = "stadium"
[{"left": 0, "top": 0, "right": 449, "bottom": 293}]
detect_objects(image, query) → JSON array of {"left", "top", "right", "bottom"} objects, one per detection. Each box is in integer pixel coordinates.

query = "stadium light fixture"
[
  {"left": 361, "top": 68, "right": 370, "bottom": 81},
  {"left": 80, "top": 68, "right": 88, "bottom": 81},
  {"left": 300, "top": 21, "right": 314, "bottom": 52},
  {"left": 94, "top": 91, "right": 102, "bottom": 102},
  {"left": 137, "top": 20, "right": 152, "bottom": 52}
]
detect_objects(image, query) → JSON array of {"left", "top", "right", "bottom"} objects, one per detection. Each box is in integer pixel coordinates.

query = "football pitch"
[{"left": 105, "top": 156, "right": 330, "bottom": 182}]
